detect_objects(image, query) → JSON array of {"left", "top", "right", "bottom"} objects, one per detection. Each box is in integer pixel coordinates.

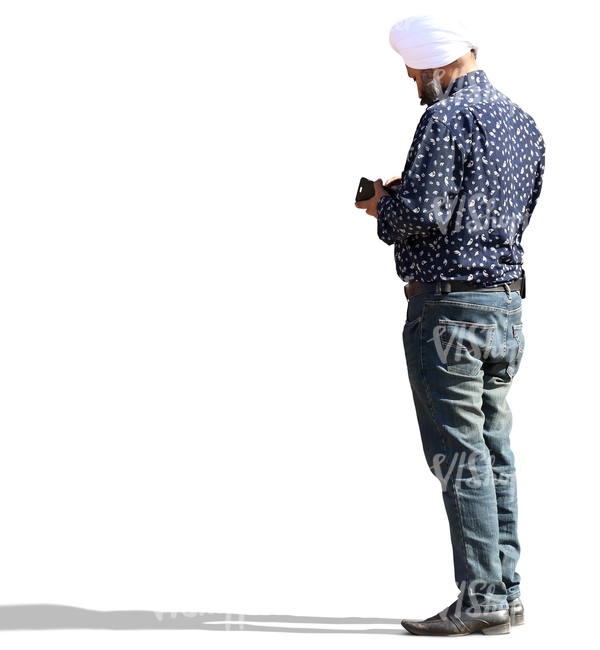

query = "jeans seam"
[
  {"left": 419, "top": 304, "right": 449, "bottom": 462},
  {"left": 450, "top": 477, "right": 473, "bottom": 591},
  {"left": 424, "top": 299, "right": 510, "bottom": 314}
]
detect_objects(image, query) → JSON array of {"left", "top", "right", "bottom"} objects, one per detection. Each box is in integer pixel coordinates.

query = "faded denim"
[{"left": 403, "top": 287, "right": 525, "bottom": 610}]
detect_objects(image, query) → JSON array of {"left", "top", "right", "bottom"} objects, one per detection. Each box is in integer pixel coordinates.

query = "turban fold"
[{"left": 389, "top": 13, "right": 478, "bottom": 70}]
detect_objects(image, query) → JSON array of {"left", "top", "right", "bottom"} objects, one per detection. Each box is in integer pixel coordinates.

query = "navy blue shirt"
[{"left": 377, "top": 70, "right": 545, "bottom": 285}]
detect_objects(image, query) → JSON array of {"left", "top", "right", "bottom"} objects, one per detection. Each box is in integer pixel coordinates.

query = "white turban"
[{"left": 389, "top": 13, "right": 478, "bottom": 70}]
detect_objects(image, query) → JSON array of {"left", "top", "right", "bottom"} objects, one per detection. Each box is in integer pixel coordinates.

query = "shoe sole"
[
  {"left": 401, "top": 621, "right": 511, "bottom": 636},
  {"left": 482, "top": 622, "right": 510, "bottom": 635}
]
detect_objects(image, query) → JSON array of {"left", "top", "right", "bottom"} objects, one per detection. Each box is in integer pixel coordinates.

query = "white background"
[{"left": 0, "top": 0, "right": 595, "bottom": 647}]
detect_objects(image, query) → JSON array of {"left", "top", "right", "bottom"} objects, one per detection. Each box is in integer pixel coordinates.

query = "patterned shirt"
[{"left": 377, "top": 70, "right": 545, "bottom": 285}]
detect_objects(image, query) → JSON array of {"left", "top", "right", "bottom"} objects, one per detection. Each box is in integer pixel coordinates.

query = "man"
[{"left": 355, "top": 14, "right": 545, "bottom": 636}]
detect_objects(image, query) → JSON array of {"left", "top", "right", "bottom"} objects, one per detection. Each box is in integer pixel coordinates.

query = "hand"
[
  {"left": 385, "top": 175, "right": 402, "bottom": 188},
  {"left": 355, "top": 178, "right": 389, "bottom": 218}
]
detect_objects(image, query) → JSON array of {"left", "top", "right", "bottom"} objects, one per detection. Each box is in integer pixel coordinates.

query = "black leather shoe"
[
  {"left": 508, "top": 597, "right": 525, "bottom": 626},
  {"left": 401, "top": 601, "right": 510, "bottom": 636}
]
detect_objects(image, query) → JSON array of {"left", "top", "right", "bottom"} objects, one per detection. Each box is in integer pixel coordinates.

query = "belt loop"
[
  {"left": 504, "top": 283, "right": 511, "bottom": 300},
  {"left": 435, "top": 281, "right": 442, "bottom": 296}
]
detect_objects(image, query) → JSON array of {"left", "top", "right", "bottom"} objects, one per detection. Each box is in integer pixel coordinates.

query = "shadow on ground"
[{"left": 0, "top": 605, "right": 407, "bottom": 634}]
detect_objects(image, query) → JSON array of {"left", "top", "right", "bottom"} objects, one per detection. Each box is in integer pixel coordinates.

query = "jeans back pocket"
[{"left": 437, "top": 319, "right": 497, "bottom": 377}]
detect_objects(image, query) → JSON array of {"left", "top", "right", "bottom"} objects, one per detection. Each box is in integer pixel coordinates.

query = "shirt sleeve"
[
  {"left": 377, "top": 118, "right": 463, "bottom": 245},
  {"left": 523, "top": 134, "right": 545, "bottom": 228}
]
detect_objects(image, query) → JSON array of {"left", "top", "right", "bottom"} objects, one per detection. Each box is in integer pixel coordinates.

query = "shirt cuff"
[{"left": 376, "top": 196, "right": 397, "bottom": 245}]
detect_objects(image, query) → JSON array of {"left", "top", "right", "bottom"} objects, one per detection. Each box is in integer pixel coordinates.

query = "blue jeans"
[{"left": 403, "top": 287, "right": 525, "bottom": 610}]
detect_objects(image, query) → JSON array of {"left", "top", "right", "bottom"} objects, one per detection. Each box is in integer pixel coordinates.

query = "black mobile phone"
[
  {"left": 356, "top": 177, "right": 396, "bottom": 202},
  {"left": 356, "top": 177, "right": 375, "bottom": 202}
]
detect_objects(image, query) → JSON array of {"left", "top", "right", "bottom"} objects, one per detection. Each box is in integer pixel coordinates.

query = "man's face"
[{"left": 406, "top": 66, "right": 444, "bottom": 106}]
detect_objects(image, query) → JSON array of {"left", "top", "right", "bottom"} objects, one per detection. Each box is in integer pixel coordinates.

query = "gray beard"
[{"left": 420, "top": 71, "right": 444, "bottom": 106}]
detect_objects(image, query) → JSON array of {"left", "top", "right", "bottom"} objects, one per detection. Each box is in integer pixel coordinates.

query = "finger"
[
  {"left": 385, "top": 175, "right": 402, "bottom": 186},
  {"left": 373, "top": 179, "right": 390, "bottom": 197}
]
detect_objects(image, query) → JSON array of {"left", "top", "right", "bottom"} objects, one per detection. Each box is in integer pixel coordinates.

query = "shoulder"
[{"left": 427, "top": 76, "right": 541, "bottom": 141}]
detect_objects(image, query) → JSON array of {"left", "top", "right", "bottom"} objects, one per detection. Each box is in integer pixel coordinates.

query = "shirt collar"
[{"left": 443, "top": 70, "right": 490, "bottom": 99}]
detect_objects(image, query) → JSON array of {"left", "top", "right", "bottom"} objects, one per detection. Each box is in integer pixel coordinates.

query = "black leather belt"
[{"left": 404, "top": 275, "right": 525, "bottom": 300}]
